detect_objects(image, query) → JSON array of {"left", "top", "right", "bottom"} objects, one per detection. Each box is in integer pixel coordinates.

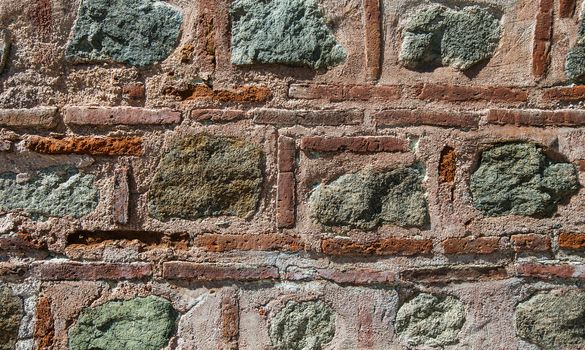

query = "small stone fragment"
[
  {"left": 68, "top": 296, "right": 178, "bottom": 350},
  {"left": 0, "top": 30, "right": 9, "bottom": 74},
  {"left": 0, "top": 165, "right": 99, "bottom": 220},
  {"left": 470, "top": 143, "right": 579, "bottom": 217},
  {"left": 0, "top": 287, "right": 23, "bottom": 350},
  {"left": 269, "top": 300, "right": 335, "bottom": 350},
  {"left": 66, "top": 0, "right": 183, "bottom": 67},
  {"left": 148, "top": 134, "right": 264, "bottom": 221},
  {"left": 310, "top": 167, "right": 428, "bottom": 230},
  {"left": 230, "top": 0, "right": 346, "bottom": 69},
  {"left": 515, "top": 290, "right": 585, "bottom": 350},
  {"left": 395, "top": 293, "right": 465, "bottom": 347},
  {"left": 399, "top": 4, "right": 501, "bottom": 71}
]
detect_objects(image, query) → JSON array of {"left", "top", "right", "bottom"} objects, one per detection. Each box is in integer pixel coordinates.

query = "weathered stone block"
[
  {"left": 470, "top": 143, "right": 579, "bottom": 217},
  {"left": 0, "top": 165, "right": 98, "bottom": 220},
  {"left": 395, "top": 293, "right": 465, "bottom": 347},
  {"left": 149, "top": 134, "right": 264, "bottom": 221},
  {"left": 68, "top": 296, "right": 177, "bottom": 350},
  {"left": 566, "top": 2, "right": 585, "bottom": 82},
  {"left": 66, "top": 0, "right": 182, "bottom": 67},
  {"left": 0, "top": 287, "right": 23, "bottom": 350},
  {"left": 310, "top": 167, "right": 428, "bottom": 230},
  {"left": 516, "top": 290, "right": 585, "bottom": 350},
  {"left": 269, "top": 300, "right": 335, "bottom": 350},
  {"left": 399, "top": 4, "right": 501, "bottom": 71},
  {"left": 230, "top": 0, "right": 346, "bottom": 69},
  {"left": 0, "top": 30, "right": 9, "bottom": 74}
]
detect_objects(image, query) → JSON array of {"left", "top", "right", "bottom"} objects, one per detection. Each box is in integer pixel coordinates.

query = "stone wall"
[{"left": 0, "top": 0, "right": 584, "bottom": 349}]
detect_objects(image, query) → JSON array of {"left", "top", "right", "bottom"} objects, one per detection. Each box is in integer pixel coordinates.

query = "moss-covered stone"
[
  {"left": 309, "top": 167, "right": 428, "bottom": 230},
  {"left": 0, "top": 165, "right": 98, "bottom": 220},
  {"left": 0, "top": 287, "right": 23, "bottom": 350},
  {"left": 68, "top": 296, "right": 177, "bottom": 350},
  {"left": 399, "top": 4, "right": 501, "bottom": 71},
  {"left": 66, "top": 0, "right": 182, "bottom": 67},
  {"left": 230, "top": 0, "right": 346, "bottom": 69},
  {"left": 269, "top": 300, "right": 335, "bottom": 350},
  {"left": 395, "top": 293, "right": 465, "bottom": 347},
  {"left": 515, "top": 290, "right": 585, "bottom": 350},
  {"left": 566, "top": 2, "right": 585, "bottom": 82},
  {"left": 470, "top": 143, "right": 579, "bottom": 217},
  {"left": 148, "top": 134, "right": 264, "bottom": 221}
]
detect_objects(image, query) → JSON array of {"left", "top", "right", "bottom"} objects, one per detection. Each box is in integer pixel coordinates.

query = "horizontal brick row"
[
  {"left": 288, "top": 83, "right": 401, "bottom": 101},
  {"left": 300, "top": 136, "right": 408, "bottom": 153}
]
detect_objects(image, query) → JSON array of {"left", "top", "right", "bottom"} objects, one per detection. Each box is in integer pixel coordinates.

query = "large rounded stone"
[
  {"left": 68, "top": 296, "right": 177, "bottom": 350},
  {"left": 515, "top": 290, "right": 585, "bottom": 350},
  {"left": 0, "top": 287, "right": 23, "bottom": 350},
  {"left": 269, "top": 300, "right": 336, "bottom": 350},
  {"left": 148, "top": 134, "right": 264, "bottom": 221},
  {"left": 395, "top": 293, "right": 465, "bottom": 347},
  {"left": 470, "top": 143, "right": 579, "bottom": 217}
]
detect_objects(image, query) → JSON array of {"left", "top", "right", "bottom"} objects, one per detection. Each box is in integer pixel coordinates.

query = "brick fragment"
[
  {"left": 277, "top": 172, "right": 296, "bottom": 229},
  {"left": 373, "top": 109, "right": 479, "bottom": 129},
  {"left": 532, "top": 0, "right": 553, "bottom": 78},
  {"left": 0, "top": 262, "right": 29, "bottom": 279},
  {"left": 285, "top": 267, "right": 396, "bottom": 285},
  {"left": 194, "top": 234, "right": 303, "bottom": 252},
  {"left": 511, "top": 234, "right": 551, "bottom": 252},
  {"left": 63, "top": 106, "right": 181, "bottom": 125},
  {"left": 220, "top": 287, "right": 239, "bottom": 350},
  {"left": 559, "top": 0, "right": 577, "bottom": 17},
  {"left": 170, "top": 84, "right": 272, "bottom": 103},
  {"left": 401, "top": 265, "right": 508, "bottom": 284},
  {"left": 558, "top": 232, "right": 585, "bottom": 250},
  {"left": 112, "top": 166, "right": 130, "bottom": 225},
  {"left": 35, "top": 262, "right": 152, "bottom": 281},
  {"left": 278, "top": 136, "right": 296, "bottom": 173},
  {"left": 439, "top": 146, "right": 456, "bottom": 183},
  {"left": 288, "top": 84, "right": 401, "bottom": 101},
  {"left": 190, "top": 109, "right": 245, "bottom": 122},
  {"left": 542, "top": 86, "right": 585, "bottom": 102},
  {"left": 0, "top": 107, "right": 58, "bottom": 129},
  {"left": 515, "top": 262, "right": 577, "bottom": 279},
  {"left": 487, "top": 108, "right": 585, "bottom": 127},
  {"left": 0, "top": 234, "right": 47, "bottom": 257},
  {"left": 442, "top": 237, "right": 501, "bottom": 255},
  {"left": 26, "top": 136, "right": 143, "bottom": 156},
  {"left": 252, "top": 108, "right": 363, "bottom": 126},
  {"left": 121, "top": 84, "right": 145, "bottom": 100},
  {"left": 417, "top": 84, "right": 528, "bottom": 103},
  {"left": 34, "top": 296, "right": 54, "bottom": 350},
  {"left": 363, "top": 0, "right": 382, "bottom": 81},
  {"left": 162, "top": 262, "right": 279, "bottom": 281},
  {"left": 321, "top": 238, "right": 433, "bottom": 256},
  {"left": 300, "top": 136, "right": 408, "bottom": 153}
]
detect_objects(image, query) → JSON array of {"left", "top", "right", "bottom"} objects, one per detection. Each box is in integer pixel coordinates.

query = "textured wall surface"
[{"left": 0, "top": 0, "right": 585, "bottom": 349}]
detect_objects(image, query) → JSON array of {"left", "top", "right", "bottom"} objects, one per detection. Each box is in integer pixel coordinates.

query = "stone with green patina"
[
  {"left": 66, "top": 0, "right": 182, "bottom": 67},
  {"left": 68, "top": 296, "right": 177, "bottom": 350},
  {"left": 0, "top": 287, "right": 23, "bottom": 350},
  {"left": 470, "top": 143, "right": 579, "bottom": 217},
  {"left": 148, "top": 134, "right": 264, "bottom": 221},
  {"left": 395, "top": 293, "right": 465, "bottom": 347},
  {"left": 0, "top": 165, "right": 98, "bottom": 220},
  {"left": 310, "top": 167, "right": 428, "bottom": 230},
  {"left": 400, "top": 4, "right": 501, "bottom": 71},
  {"left": 0, "top": 30, "right": 9, "bottom": 74},
  {"left": 270, "top": 300, "right": 335, "bottom": 350},
  {"left": 516, "top": 290, "right": 585, "bottom": 350},
  {"left": 230, "top": 0, "right": 346, "bottom": 69},
  {"left": 566, "top": 3, "right": 585, "bottom": 82}
]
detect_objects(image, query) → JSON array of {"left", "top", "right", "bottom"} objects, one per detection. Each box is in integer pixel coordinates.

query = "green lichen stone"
[
  {"left": 0, "top": 165, "right": 99, "bottom": 220},
  {"left": 470, "top": 143, "right": 579, "bottom": 217},
  {"left": 566, "top": 2, "right": 585, "bottom": 82},
  {"left": 516, "top": 290, "right": 585, "bottom": 350},
  {"left": 269, "top": 300, "right": 336, "bottom": 350},
  {"left": 0, "top": 287, "right": 23, "bottom": 350},
  {"left": 395, "top": 293, "right": 465, "bottom": 347},
  {"left": 68, "top": 296, "right": 177, "bottom": 350},
  {"left": 148, "top": 134, "right": 264, "bottom": 221},
  {"left": 66, "top": 0, "right": 182, "bottom": 67},
  {"left": 230, "top": 0, "right": 346, "bottom": 69}
]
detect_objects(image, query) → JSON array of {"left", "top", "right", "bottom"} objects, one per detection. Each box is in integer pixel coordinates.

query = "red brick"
[
  {"left": 112, "top": 166, "right": 129, "bottom": 225},
  {"left": 559, "top": 0, "right": 577, "bottom": 17},
  {"left": 373, "top": 109, "right": 479, "bottom": 129},
  {"left": 190, "top": 109, "right": 245, "bottom": 122},
  {"left": 278, "top": 136, "right": 296, "bottom": 173},
  {"left": 533, "top": 0, "right": 553, "bottom": 78},
  {"left": 26, "top": 136, "right": 143, "bottom": 156},
  {"left": 194, "top": 234, "right": 303, "bottom": 252},
  {"left": 34, "top": 295, "right": 54, "bottom": 349},
  {"left": 288, "top": 84, "right": 401, "bottom": 101},
  {"left": 515, "top": 262, "right": 577, "bottom": 279},
  {"left": 300, "top": 136, "right": 408, "bottom": 153},
  {"left": 252, "top": 108, "right": 363, "bottom": 126},
  {"left": 121, "top": 84, "right": 145, "bottom": 100},
  {"left": 63, "top": 106, "right": 181, "bottom": 125},
  {"left": 277, "top": 172, "right": 296, "bottom": 229},
  {"left": 558, "top": 233, "right": 585, "bottom": 250},
  {"left": 220, "top": 287, "right": 239, "bottom": 350},
  {"left": 283, "top": 266, "right": 396, "bottom": 284},
  {"left": 162, "top": 262, "right": 279, "bottom": 281},
  {"left": 35, "top": 262, "right": 152, "bottom": 281},
  {"left": 170, "top": 84, "right": 272, "bottom": 103},
  {"left": 542, "top": 86, "right": 585, "bottom": 102},
  {"left": 511, "top": 234, "right": 551, "bottom": 252},
  {"left": 400, "top": 265, "right": 508, "bottom": 284},
  {"left": 0, "top": 107, "right": 58, "bottom": 129},
  {"left": 0, "top": 234, "right": 47, "bottom": 257},
  {"left": 442, "top": 237, "right": 502, "bottom": 255},
  {"left": 321, "top": 238, "right": 433, "bottom": 256},
  {"left": 417, "top": 84, "right": 528, "bottom": 103},
  {"left": 363, "top": 0, "right": 382, "bottom": 81},
  {"left": 487, "top": 108, "right": 585, "bottom": 127}
]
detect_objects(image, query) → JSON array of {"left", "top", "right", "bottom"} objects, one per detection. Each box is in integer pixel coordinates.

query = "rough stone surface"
[
  {"left": 269, "top": 300, "right": 336, "bottom": 350},
  {"left": 515, "top": 290, "right": 585, "bottom": 350},
  {"left": 149, "top": 134, "right": 264, "bottom": 221},
  {"left": 470, "top": 143, "right": 579, "bottom": 217},
  {"left": 0, "top": 287, "right": 23, "bottom": 350},
  {"left": 230, "top": 0, "right": 346, "bottom": 69},
  {"left": 68, "top": 296, "right": 177, "bottom": 350},
  {"left": 0, "top": 29, "right": 9, "bottom": 74},
  {"left": 66, "top": 0, "right": 183, "bottom": 67},
  {"left": 0, "top": 165, "right": 98, "bottom": 220},
  {"left": 566, "top": 3, "right": 585, "bottom": 82},
  {"left": 399, "top": 4, "right": 501, "bottom": 71},
  {"left": 310, "top": 167, "right": 428, "bottom": 230},
  {"left": 395, "top": 293, "right": 465, "bottom": 347}
]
